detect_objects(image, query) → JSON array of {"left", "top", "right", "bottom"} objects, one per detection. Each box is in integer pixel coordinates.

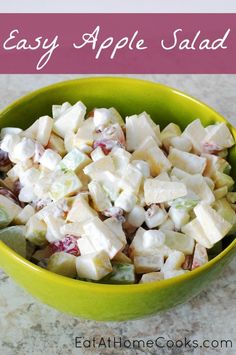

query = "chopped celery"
[{"left": 100, "top": 262, "right": 136, "bottom": 284}]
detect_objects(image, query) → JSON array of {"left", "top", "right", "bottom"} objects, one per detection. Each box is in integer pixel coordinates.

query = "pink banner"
[{"left": 0, "top": 14, "right": 235, "bottom": 73}]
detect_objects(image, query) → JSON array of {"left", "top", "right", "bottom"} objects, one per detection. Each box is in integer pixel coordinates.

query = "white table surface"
[{"left": 0, "top": 74, "right": 235, "bottom": 355}]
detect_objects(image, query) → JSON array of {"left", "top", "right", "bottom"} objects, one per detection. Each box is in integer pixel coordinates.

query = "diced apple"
[
  {"left": 88, "top": 180, "right": 111, "bottom": 212},
  {"left": 95, "top": 171, "right": 121, "bottom": 202},
  {"left": 0, "top": 195, "right": 22, "bottom": 228},
  {"left": 202, "top": 153, "right": 230, "bottom": 177},
  {"left": 162, "top": 250, "right": 185, "bottom": 271},
  {"left": 83, "top": 217, "right": 124, "bottom": 258},
  {"left": 52, "top": 102, "right": 72, "bottom": 119},
  {"left": 164, "top": 230, "right": 195, "bottom": 255},
  {"left": 126, "top": 112, "right": 161, "bottom": 151},
  {"left": 130, "top": 227, "right": 166, "bottom": 256},
  {"left": 109, "top": 107, "right": 125, "bottom": 127},
  {"left": 136, "top": 136, "right": 158, "bottom": 151},
  {"left": 168, "top": 148, "right": 207, "bottom": 174},
  {"left": 32, "top": 245, "right": 53, "bottom": 261},
  {"left": 182, "top": 119, "right": 207, "bottom": 153},
  {"left": 47, "top": 252, "right": 77, "bottom": 278},
  {"left": 129, "top": 227, "right": 145, "bottom": 256},
  {"left": 134, "top": 254, "right": 164, "bottom": 273},
  {"left": 119, "top": 164, "right": 143, "bottom": 194},
  {"left": 47, "top": 133, "right": 66, "bottom": 156},
  {"left": 76, "top": 250, "right": 112, "bottom": 281},
  {"left": 204, "top": 176, "right": 215, "bottom": 191},
  {"left": 204, "top": 122, "right": 234, "bottom": 149},
  {"left": 227, "top": 192, "right": 236, "bottom": 204},
  {"left": 1, "top": 127, "right": 22, "bottom": 138},
  {"left": 110, "top": 147, "right": 131, "bottom": 175},
  {"left": 49, "top": 171, "right": 82, "bottom": 201},
  {"left": 93, "top": 107, "right": 124, "bottom": 129},
  {"left": 164, "top": 269, "right": 188, "bottom": 279},
  {"left": 88, "top": 180, "right": 111, "bottom": 211},
  {"left": 155, "top": 172, "right": 171, "bottom": 182},
  {"left": 191, "top": 243, "right": 208, "bottom": 270},
  {"left": 144, "top": 179, "right": 187, "bottom": 204},
  {"left": 104, "top": 217, "right": 127, "bottom": 245},
  {"left": 115, "top": 190, "right": 137, "bottom": 212},
  {"left": 113, "top": 251, "right": 132, "bottom": 264},
  {"left": 183, "top": 174, "right": 215, "bottom": 205},
  {"left": 7, "top": 161, "right": 32, "bottom": 182},
  {"left": 93, "top": 108, "right": 112, "bottom": 128},
  {"left": 77, "top": 235, "right": 97, "bottom": 255},
  {"left": 159, "top": 217, "right": 175, "bottom": 231},
  {"left": 74, "top": 117, "right": 95, "bottom": 146},
  {"left": 182, "top": 218, "right": 212, "bottom": 249},
  {"left": 19, "top": 186, "right": 37, "bottom": 203},
  {"left": 83, "top": 156, "right": 115, "bottom": 179},
  {"left": 63, "top": 130, "right": 76, "bottom": 153},
  {"left": 213, "top": 171, "right": 234, "bottom": 190},
  {"left": 35, "top": 167, "right": 57, "bottom": 194},
  {"left": 131, "top": 160, "right": 150, "bottom": 178},
  {"left": 169, "top": 207, "right": 190, "bottom": 230},
  {"left": 44, "top": 215, "right": 65, "bottom": 242},
  {"left": 14, "top": 205, "right": 35, "bottom": 225},
  {"left": 60, "top": 222, "right": 84, "bottom": 237},
  {"left": 53, "top": 101, "right": 86, "bottom": 138},
  {"left": 145, "top": 205, "right": 167, "bottom": 228},
  {"left": 101, "top": 123, "right": 125, "bottom": 146},
  {"left": 169, "top": 135, "right": 192, "bottom": 152},
  {"left": 214, "top": 186, "right": 228, "bottom": 200},
  {"left": 67, "top": 195, "right": 97, "bottom": 223},
  {"left": 39, "top": 149, "right": 62, "bottom": 170},
  {"left": 0, "top": 226, "right": 27, "bottom": 258},
  {"left": 0, "top": 133, "right": 21, "bottom": 154},
  {"left": 133, "top": 145, "right": 172, "bottom": 176},
  {"left": 127, "top": 205, "right": 145, "bottom": 228},
  {"left": 59, "top": 148, "right": 91, "bottom": 173},
  {"left": 25, "top": 215, "right": 47, "bottom": 246},
  {"left": 19, "top": 167, "right": 40, "bottom": 186},
  {"left": 36, "top": 199, "right": 68, "bottom": 220},
  {"left": 90, "top": 146, "right": 106, "bottom": 162},
  {"left": 160, "top": 123, "right": 182, "bottom": 150},
  {"left": 213, "top": 198, "right": 236, "bottom": 233},
  {"left": 170, "top": 167, "right": 191, "bottom": 180},
  {"left": 11, "top": 138, "right": 35, "bottom": 162},
  {"left": 22, "top": 120, "right": 39, "bottom": 139},
  {"left": 139, "top": 271, "right": 164, "bottom": 283},
  {"left": 143, "top": 230, "right": 166, "bottom": 249},
  {"left": 194, "top": 203, "right": 232, "bottom": 245},
  {"left": 36, "top": 116, "right": 53, "bottom": 146}
]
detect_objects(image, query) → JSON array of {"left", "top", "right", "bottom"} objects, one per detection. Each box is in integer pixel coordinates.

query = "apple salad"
[{"left": 0, "top": 101, "right": 235, "bottom": 284}]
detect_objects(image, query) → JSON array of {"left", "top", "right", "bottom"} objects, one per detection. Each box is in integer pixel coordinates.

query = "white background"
[{"left": 0, "top": 0, "right": 236, "bottom": 13}]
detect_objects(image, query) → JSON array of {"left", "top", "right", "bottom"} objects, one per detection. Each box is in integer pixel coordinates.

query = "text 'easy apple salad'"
[{"left": 0, "top": 101, "right": 235, "bottom": 284}]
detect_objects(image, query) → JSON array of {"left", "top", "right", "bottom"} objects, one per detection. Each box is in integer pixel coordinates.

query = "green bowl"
[{"left": 0, "top": 77, "right": 235, "bottom": 321}]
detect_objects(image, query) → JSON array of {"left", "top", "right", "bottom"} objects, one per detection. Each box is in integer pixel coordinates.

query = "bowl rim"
[{"left": 0, "top": 76, "right": 236, "bottom": 292}]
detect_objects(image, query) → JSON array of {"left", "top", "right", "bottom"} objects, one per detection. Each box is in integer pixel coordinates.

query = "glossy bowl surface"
[{"left": 0, "top": 77, "right": 235, "bottom": 321}]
